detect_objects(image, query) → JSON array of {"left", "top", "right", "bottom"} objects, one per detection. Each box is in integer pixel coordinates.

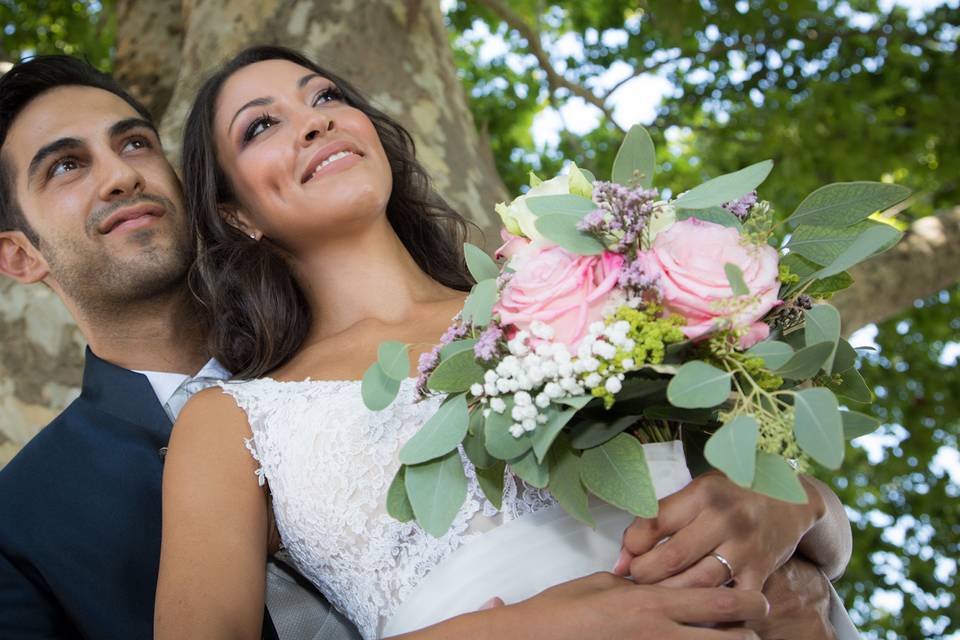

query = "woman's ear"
[
  {"left": 0, "top": 231, "right": 50, "bottom": 284},
  {"left": 218, "top": 205, "right": 262, "bottom": 241}
]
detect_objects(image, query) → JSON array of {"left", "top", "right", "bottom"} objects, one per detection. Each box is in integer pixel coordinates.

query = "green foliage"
[{"left": 0, "top": 1, "right": 114, "bottom": 70}]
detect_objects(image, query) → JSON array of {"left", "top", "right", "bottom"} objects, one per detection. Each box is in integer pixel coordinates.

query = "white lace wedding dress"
[{"left": 219, "top": 377, "right": 859, "bottom": 640}]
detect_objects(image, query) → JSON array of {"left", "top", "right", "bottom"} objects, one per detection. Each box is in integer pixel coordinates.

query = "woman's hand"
[{"left": 613, "top": 471, "right": 846, "bottom": 590}]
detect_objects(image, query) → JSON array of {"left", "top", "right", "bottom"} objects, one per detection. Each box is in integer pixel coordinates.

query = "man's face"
[{"left": 3, "top": 85, "right": 192, "bottom": 312}]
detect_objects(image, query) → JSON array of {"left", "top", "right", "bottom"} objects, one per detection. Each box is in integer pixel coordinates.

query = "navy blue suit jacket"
[{"left": 0, "top": 348, "right": 278, "bottom": 639}]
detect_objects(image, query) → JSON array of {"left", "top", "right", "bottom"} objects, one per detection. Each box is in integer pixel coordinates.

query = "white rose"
[{"left": 495, "top": 174, "right": 572, "bottom": 240}]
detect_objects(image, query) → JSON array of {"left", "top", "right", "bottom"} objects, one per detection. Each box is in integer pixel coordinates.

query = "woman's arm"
[{"left": 154, "top": 388, "right": 271, "bottom": 640}]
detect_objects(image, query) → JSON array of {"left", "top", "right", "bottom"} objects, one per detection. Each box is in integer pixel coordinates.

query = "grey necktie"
[{"left": 163, "top": 376, "right": 222, "bottom": 422}]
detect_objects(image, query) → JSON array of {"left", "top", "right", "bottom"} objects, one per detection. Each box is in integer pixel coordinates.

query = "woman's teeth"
[{"left": 310, "top": 151, "right": 355, "bottom": 179}]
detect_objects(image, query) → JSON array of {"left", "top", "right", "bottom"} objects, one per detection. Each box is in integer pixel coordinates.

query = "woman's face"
[{"left": 213, "top": 59, "right": 393, "bottom": 250}]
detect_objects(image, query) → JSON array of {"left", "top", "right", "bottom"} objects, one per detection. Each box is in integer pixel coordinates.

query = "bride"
[{"left": 155, "top": 46, "right": 853, "bottom": 639}]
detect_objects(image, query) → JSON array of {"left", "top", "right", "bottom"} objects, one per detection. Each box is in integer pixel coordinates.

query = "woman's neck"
[{"left": 291, "top": 217, "right": 457, "bottom": 343}]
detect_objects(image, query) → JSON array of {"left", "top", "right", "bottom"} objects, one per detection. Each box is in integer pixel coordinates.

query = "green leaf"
[
  {"left": 704, "top": 415, "right": 759, "bottom": 487},
  {"left": 827, "top": 366, "right": 873, "bottom": 404},
  {"left": 581, "top": 433, "right": 658, "bottom": 517},
  {"left": 612, "top": 124, "right": 656, "bottom": 188},
  {"left": 832, "top": 339, "right": 858, "bottom": 373},
  {"left": 377, "top": 341, "right": 410, "bottom": 381},
  {"left": 568, "top": 163, "right": 594, "bottom": 198},
  {"left": 361, "top": 362, "right": 401, "bottom": 411},
  {"left": 724, "top": 263, "right": 750, "bottom": 296},
  {"left": 386, "top": 467, "right": 415, "bottom": 522},
  {"left": 677, "top": 207, "right": 744, "bottom": 230},
  {"left": 398, "top": 393, "right": 470, "bottom": 465},
  {"left": 788, "top": 182, "right": 911, "bottom": 228},
  {"left": 405, "top": 450, "right": 468, "bottom": 537},
  {"left": 667, "top": 361, "right": 732, "bottom": 408},
  {"left": 814, "top": 224, "right": 903, "bottom": 279},
  {"left": 673, "top": 160, "right": 773, "bottom": 210},
  {"left": 773, "top": 342, "right": 836, "bottom": 380},
  {"left": 511, "top": 448, "right": 550, "bottom": 488},
  {"left": 554, "top": 394, "right": 594, "bottom": 409},
  {"left": 440, "top": 339, "right": 478, "bottom": 361},
  {"left": 525, "top": 194, "right": 597, "bottom": 217},
  {"left": 427, "top": 347, "right": 485, "bottom": 393},
  {"left": 531, "top": 403, "right": 579, "bottom": 462},
  {"left": 841, "top": 410, "right": 881, "bottom": 439},
  {"left": 642, "top": 405, "right": 716, "bottom": 425},
  {"left": 806, "top": 272, "right": 855, "bottom": 297},
  {"left": 786, "top": 220, "right": 896, "bottom": 267},
  {"left": 751, "top": 452, "right": 808, "bottom": 504},
  {"left": 746, "top": 340, "right": 795, "bottom": 370},
  {"left": 804, "top": 305, "right": 842, "bottom": 374},
  {"left": 464, "top": 242, "right": 500, "bottom": 282},
  {"left": 546, "top": 435, "right": 594, "bottom": 526},
  {"left": 568, "top": 413, "right": 642, "bottom": 449},
  {"left": 475, "top": 461, "right": 505, "bottom": 509},
  {"left": 464, "top": 410, "right": 496, "bottom": 469},
  {"left": 793, "top": 388, "right": 844, "bottom": 469},
  {"left": 535, "top": 214, "right": 606, "bottom": 255},
  {"left": 484, "top": 397, "right": 533, "bottom": 459},
  {"left": 461, "top": 278, "right": 498, "bottom": 327}
]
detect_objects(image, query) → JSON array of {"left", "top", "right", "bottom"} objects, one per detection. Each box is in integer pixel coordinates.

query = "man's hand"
[{"left": 748, "top": 557, "right": 836, "bottom": 640}]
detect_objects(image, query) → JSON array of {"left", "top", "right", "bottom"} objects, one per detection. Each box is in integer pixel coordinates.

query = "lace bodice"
[{"left": 219, "top": 378, "right": 556, "bottom": 639}]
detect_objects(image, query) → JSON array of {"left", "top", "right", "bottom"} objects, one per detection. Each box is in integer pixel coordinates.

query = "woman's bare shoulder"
[{"left": 168, "top": 386, "right": 254, "bottom": 459}]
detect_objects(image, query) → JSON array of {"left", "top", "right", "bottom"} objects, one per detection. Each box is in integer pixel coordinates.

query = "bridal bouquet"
[{"left": 362, "top": 125, "right": 909, "bottom": 537}]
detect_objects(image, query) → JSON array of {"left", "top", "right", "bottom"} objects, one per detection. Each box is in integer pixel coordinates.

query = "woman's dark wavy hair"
[{"left": 182, "top": 45, "right": 474, "bottom": 379}]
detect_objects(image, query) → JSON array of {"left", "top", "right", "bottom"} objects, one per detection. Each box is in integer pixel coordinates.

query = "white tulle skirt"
[{"left": 383, "top": 441, "right": 859, "bottom": 639}]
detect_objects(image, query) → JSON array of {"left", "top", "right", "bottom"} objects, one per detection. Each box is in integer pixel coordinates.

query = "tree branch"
[
  {"left": 473, "top": 0, "right": 624, "bottom": 132},
  {"left": 833, "top": 206, "right": 960, "bottom": 334}
]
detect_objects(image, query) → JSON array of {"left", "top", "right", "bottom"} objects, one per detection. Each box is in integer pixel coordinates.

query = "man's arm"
[{"left": 0, "top": 551, "right": 80, "bottom": 639}]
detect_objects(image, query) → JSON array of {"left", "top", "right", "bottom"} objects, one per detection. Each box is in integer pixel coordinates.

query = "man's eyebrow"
[
  {"left": 27, "top": 137, "right": 83, "bottom": 184},
  {"left": 109, "top": 117, "right": 159, "bottom": 139},
  {"left": 228, "top": 97, "right": 274, "bottom": 135}
]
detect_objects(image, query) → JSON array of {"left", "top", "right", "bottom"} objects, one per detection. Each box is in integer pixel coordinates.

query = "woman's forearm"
[{"left": 796, "top": 475, "right": 853, "bottom": 580}]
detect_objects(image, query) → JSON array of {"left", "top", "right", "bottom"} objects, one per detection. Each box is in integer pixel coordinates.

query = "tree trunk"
[{"left": 0, "top": 1, "right": 958, "bottom": 465}]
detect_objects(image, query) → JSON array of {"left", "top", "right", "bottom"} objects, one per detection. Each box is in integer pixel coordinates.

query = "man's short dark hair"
[{"left": 0, "top": 55, "right": 154, "bottom": 247}]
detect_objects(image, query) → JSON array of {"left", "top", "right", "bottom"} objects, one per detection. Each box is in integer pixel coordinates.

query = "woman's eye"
[
  {"left": 50, "top": 158, "right": 80, "bottom": 178},
  {"left": 243, "top": 115, "right": 277, "bottom": 143},
  {"left": 312, "top": 87, "right": 344, "bottom": 106}
]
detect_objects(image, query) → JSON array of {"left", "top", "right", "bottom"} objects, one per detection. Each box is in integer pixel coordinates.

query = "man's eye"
[
  {"left": 50, "top": 158, "right": 80, "bottom": 178},
  {"left": 122, "top": 137, "right": 152, "bottom": 152}
]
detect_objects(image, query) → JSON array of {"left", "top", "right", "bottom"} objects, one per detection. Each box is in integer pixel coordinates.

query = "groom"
[{"left": 0, "top": 54, "right": 837, "bottom": 640}]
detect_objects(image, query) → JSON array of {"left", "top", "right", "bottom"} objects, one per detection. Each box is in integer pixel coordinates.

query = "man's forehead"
[{"left": 7, "top": 85, "right": 146, "bottom": 155}]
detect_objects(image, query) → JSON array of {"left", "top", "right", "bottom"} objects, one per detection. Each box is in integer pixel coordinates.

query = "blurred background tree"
[{"left": 1, "top": 1, "right": 957, "bottom": 637}]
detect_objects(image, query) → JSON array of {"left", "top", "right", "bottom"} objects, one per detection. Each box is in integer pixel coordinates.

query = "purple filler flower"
[
  {"left": 722, "top": 190, "right": 758, "bottom": 220},
  {"left": 474, "top": 324, "right": 504, "bottom": 362}
]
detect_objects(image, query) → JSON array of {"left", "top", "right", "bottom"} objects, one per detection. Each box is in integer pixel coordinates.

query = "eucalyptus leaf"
[
  {"left": 568, "top": 413, "right": 642, "bottom": 449},
  {"left": 704, "top": 415, "right": 759, "bottom": 487},
  {"left": 464, "top": 410, "right": 496, "bottom": 469},
  {"left": 673, "top": 160, "right": 773, "bottom": 210},
  {"left": 361, "top": 362, "right": 401, "bottom": 411},
  {"left": 386, "top": 466, "right": 414, "bottom": 522},
  {"left": 581, "top": 433, "right": 658, "bottom": 517},
  {"left": 511, "top": 448, "right": 550, "bottom": 488},
  {"left": 814, "top": 224, "right": 903, "bottom": 278},
  {"left": 405, "top": 450, "right": 468, "bottom": 537},
  {"left": 666, "top": 361, "right": 732, "bottom": 408},
  {"left": 554, "top": 395, "right": 594, "bottom": 409},
  {"left": 806, "top": 272, "right": 855, "bottom": 297},
  {"left": 804, "top": 305, "right": 842, "bottom": 374},
  {"left": 475, "top": 461, "right": 505, "bottom": 509},
  {"left": 793, "top": 388, "right": 844, "bottom": 469},
  {"left": 788, "top": 182, "right": 911, "bottom": 228},
  {"left": 440, "top": 339, "right": 478, "bottom": 361},
  {"left": 377, "top": 340, "right": 410, "bottom": 381},
  {"left": 546, "top": 435, "right": 594, "bottom": 526},
  {"left": 612, "top": 124, "right": 656, "bottom": 188},
  {"left": 746, "top": 340, "right": 795, "bottom": 370},
  {"left": 461, "top": 278, "right": 498, "bottom": 327},
  {"left": 724, "top": 263, "right": 750, "bottom": 296},
  {"left": 832, "top": 339, "right": 858, "bottom": 373},
  {"left": 751, "top": 452, "right": 808, "bottom": 504},
  {"left": 398, "top": 393, "right": 470, "bottom": 465},
  {"left": 531, "top": 403, "right": 579, "bottom": 462},
  {"left": 484, "top": 397, "right": 533, "bottom": 459},
  {"left": 526, "top": 194, "right": 597, "bottom": 217},
  {"left": 786, "top": 220, "right": 895, "bottom": 267},
  {"left": 827, "top": 366, "right": 873, "bottom": 404},
  {"left": 841, "top": 410, "right": 881, "bottom": 439},
  {"left": 535, "top": 214, "right": 606, "bottom": 255},
  {"left": 427, "top": 346, "right": 485, "bottom": 393},
  {"left": 464, "top": 242, "right": 500, "bottom": 282},
  {"left": 677, "top": 207, "right": 743, "bottom": 229},
  {"left": 773, "top": 342, "right": 835, "bottom": 380},
  {"left": 642, "top": 405, "right": 716, "bottom": 425}
]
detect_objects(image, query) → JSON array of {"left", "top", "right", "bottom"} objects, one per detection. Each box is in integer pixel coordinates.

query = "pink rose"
[
  {"left": 495, "top": 228, "right": 529, "bottom": 261},
  {"left": 637, "top": 218, "right": 780, "bottom": 348},
  {"left": 495, "top": 242, "right": 624, "bottom": 350}
]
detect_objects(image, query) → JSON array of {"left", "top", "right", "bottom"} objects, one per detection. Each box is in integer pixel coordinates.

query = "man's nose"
[{"left": 97, "top": 154, "right": 145, "bottom": 201}]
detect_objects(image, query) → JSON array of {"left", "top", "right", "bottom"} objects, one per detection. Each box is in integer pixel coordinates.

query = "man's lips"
[
  {"left": 301, "top": 141, "right": 363, "bottom": 183},
  {"left": 98, "top": 204, "right": 165, "bottom": 234}
]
